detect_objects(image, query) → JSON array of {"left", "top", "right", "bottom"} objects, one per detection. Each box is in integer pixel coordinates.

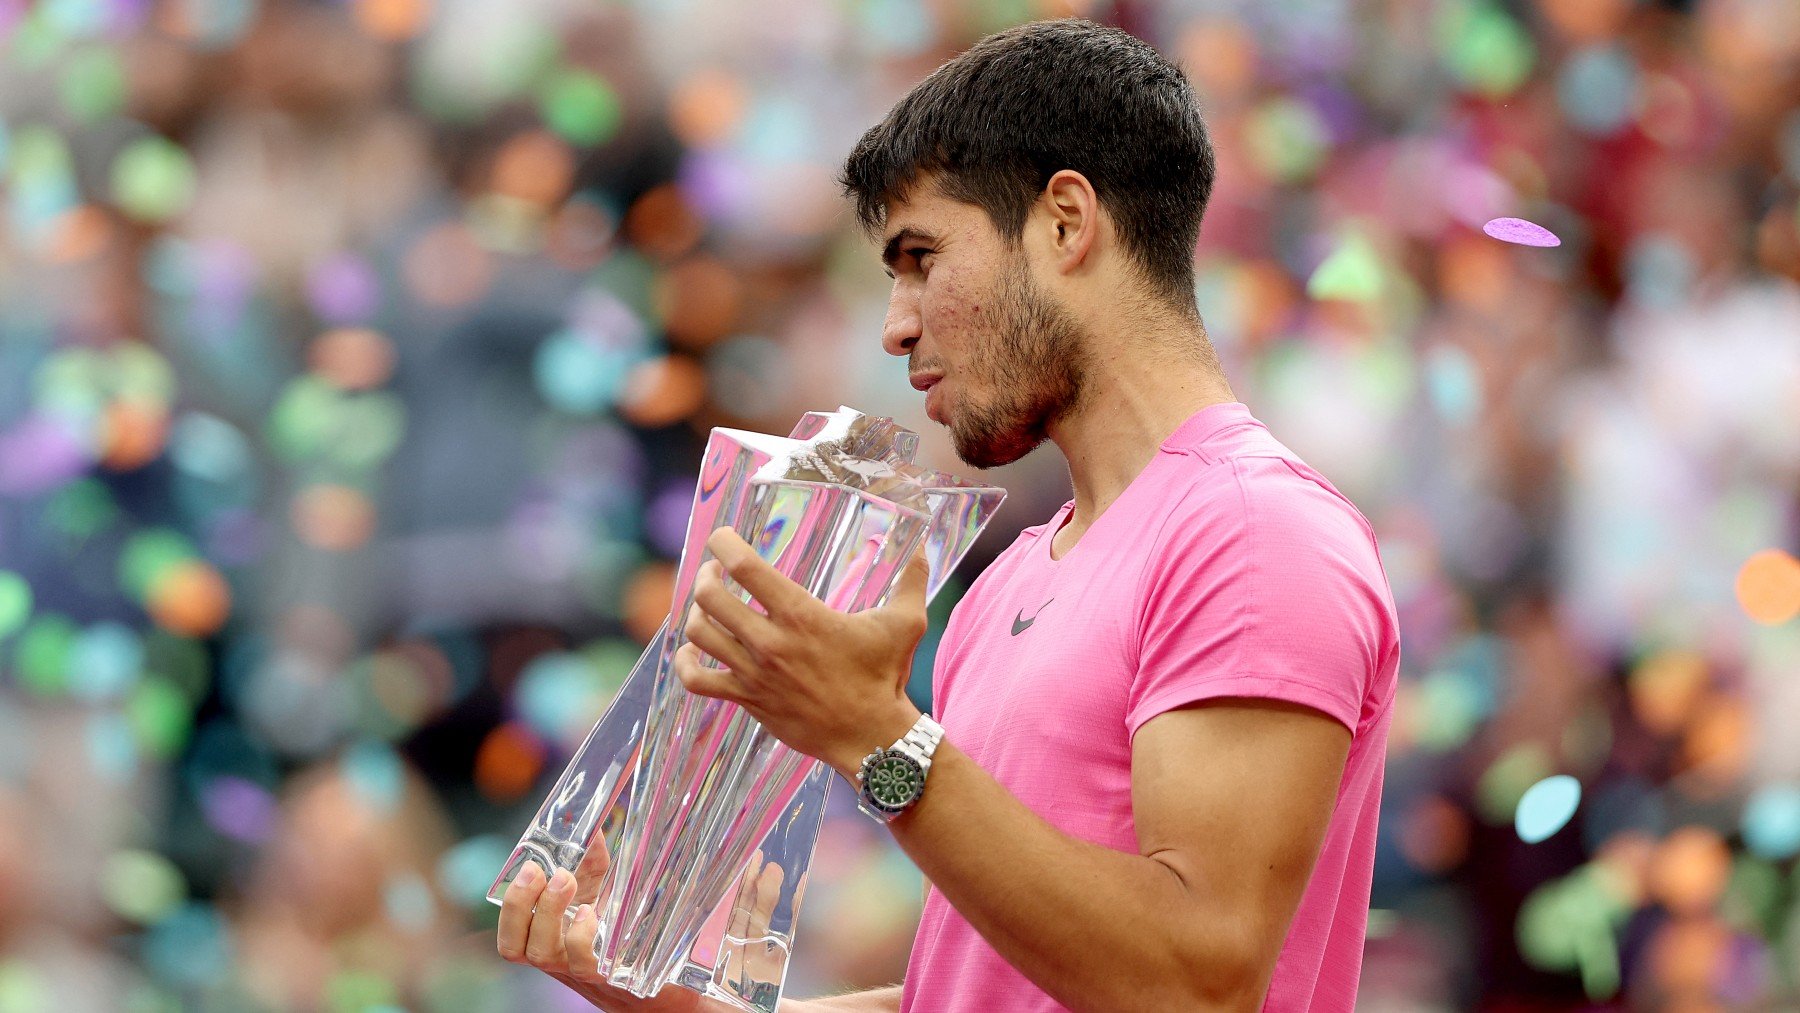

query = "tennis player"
[{"left": 499, "top": 18, "right": 1400, "bottom": 1012}]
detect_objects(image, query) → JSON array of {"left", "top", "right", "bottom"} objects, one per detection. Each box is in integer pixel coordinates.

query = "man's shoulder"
[{"left": 1153, "top": 443, "right": 1374, "bottom": 545}]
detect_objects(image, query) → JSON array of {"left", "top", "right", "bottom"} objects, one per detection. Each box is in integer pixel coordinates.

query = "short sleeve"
[{"left": 1125, "top": 456, "right": 1392, "bottom": 740}]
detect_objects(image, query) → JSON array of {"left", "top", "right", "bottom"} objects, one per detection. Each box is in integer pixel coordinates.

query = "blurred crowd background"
[{"left": 2, "top": 0, "right": 1799, "bottom": 1009}]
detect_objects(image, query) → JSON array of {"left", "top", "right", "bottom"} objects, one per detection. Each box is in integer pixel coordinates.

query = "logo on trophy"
[{"left": 488, "top": 406, "right": 1005, "bottom": 1010}]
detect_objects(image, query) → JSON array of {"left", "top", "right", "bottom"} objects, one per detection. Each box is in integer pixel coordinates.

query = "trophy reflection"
[{"left": 489, "top": 407, "right": 1005, "bottom": 1011}]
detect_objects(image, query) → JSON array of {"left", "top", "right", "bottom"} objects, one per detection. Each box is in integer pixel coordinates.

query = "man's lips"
[{"left": 911, "top": 371, "right": 946, "bottom": 422}]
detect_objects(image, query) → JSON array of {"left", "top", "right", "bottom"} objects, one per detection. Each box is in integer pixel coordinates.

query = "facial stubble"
[{"left": 948, "top": 259, "right": 1091, "bottom": 470}]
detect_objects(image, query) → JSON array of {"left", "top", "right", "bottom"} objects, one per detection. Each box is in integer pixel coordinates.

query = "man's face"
[{"left": 878, "top": 180, "right": 1090, "bottom": 469}]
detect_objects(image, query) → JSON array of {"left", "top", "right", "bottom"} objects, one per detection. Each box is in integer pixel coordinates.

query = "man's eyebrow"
[{"left": 880, "top": 227, "right": 940, "bottom": 270}]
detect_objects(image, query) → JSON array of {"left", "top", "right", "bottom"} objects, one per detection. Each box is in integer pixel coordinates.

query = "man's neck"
[{"left": 1046, "top": 333, "right": 1236, "bottom": 539}]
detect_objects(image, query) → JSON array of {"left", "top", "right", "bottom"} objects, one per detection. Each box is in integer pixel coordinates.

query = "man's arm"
[
  {"left": 880, "top": 698, "right": 1350, "bottom": 1013},
  {"left": 786, "top": 985, "right": 903, "bottom": 1012},
  {"left": 543, "top": 979, "right": 899, "bottom": 1013},
  {"left": 675, "top": 528, "right": 1353, "bottom": 1012}
]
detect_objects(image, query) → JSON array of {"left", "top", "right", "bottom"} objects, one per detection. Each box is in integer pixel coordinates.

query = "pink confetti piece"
[{"left": 1483, "top": 217, "right": 1561, "bottom": 247}]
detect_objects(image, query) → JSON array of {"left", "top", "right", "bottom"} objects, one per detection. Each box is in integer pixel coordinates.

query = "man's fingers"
[
  {"left": 496, "top": 861, "right": 547, "bottom": 963},
  {"left": 685, "top": 602, "right": 759, "bottom": 674},
  {"left": 693, "top": 560, "right": 775, "bottom": 651},
  {"left": 749, "top": 860, "right": 785, "bottom": 936},
  {"left": 675, "top": 642, "right": 746, "bottom": 702},
  {"left": 725, "top": 862, "right": 758, "bottom": 941},
  {"left": 524, "top": 867, "right": 578, "bottom": 967},
  {"left": 572, "top": 837, "right": 611, "bottom": 907},
  {"left": 565, "top": 903, "right": 603, "bottom": 979},
  {"left": 705, "top": 527, "right": 811, "bottom": 620}
]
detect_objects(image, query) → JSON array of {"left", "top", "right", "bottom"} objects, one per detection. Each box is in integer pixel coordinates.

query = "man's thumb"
[{"left": 894, "top": 538, "right": 932, "bottom": 603}]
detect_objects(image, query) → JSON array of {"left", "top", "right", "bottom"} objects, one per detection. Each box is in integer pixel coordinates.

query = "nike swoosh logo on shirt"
[{"left": 1011, "top": 598, "right": 1054, "bottom": 636}]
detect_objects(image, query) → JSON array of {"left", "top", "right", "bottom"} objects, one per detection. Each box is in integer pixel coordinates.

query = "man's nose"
[{"left": 881, "top": 285, "right": 920, "bottom": 358}]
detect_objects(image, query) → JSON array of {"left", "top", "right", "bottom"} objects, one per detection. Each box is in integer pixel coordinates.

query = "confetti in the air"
[{"left": 1483, "top": 217, "right": 1561, "bottom": 247}]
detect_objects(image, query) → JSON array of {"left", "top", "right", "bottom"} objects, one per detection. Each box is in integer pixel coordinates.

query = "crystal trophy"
[{"left": 489, "top": 407, "right": 1005, "bottom": 1011}]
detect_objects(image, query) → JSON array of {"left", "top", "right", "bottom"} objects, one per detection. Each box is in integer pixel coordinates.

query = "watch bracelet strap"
[{"left": 895, "top": 713, "right": 944, "bottom": 771}]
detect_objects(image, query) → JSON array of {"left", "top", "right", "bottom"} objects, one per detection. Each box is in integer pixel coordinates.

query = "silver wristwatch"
[{"left": 855, "top": 713, "right": 944, "bottom": 823}]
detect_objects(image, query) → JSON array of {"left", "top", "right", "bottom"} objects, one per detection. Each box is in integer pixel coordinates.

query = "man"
[{"left": 498, "top": 18, "right": 1399, "bottom": 1012}]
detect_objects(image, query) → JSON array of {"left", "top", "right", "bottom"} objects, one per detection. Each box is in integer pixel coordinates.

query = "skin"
[{"left": 499, "top": 170, "right": 1353, "bottom": 1011}]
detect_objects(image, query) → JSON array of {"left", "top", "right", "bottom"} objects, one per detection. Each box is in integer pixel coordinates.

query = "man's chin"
[{"left": 950, "top": 428, "right": 1039, "bottom": 470}]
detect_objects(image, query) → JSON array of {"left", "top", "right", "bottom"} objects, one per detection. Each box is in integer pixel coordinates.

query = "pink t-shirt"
[{"left": 900, "top": 401, "right": 1400, "bottom": 1012}]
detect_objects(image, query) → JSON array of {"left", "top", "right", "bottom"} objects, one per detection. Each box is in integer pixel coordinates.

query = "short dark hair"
[{"left": 841, "top": 18, "right": 1216, "bottom": 311}]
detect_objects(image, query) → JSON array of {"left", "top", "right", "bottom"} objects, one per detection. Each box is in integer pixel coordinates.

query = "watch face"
[{"left": 864, "top": 752, "right": 925, "bottom": 810}]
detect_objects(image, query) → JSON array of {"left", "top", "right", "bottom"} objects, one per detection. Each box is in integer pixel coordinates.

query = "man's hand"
[
  {"left": 675, "top": 527, "right": 928, "bottom": 776},
  {"left": 496, "top": 843, "right": 887, "bottom": 1013},
  {"left": 496, "top": 845, "right": 697, "bottom": 1013}
]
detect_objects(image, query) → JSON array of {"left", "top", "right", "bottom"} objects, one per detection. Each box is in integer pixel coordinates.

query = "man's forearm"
[
  {"left": 876, "top": 742, "right": 1265, "bottom": 1012},
  {"left": 556, "top": 980, "right": 900, "bottom": 1013},
  {"left": 782, "top": 984, "right": 903, "bottom": 1012}
]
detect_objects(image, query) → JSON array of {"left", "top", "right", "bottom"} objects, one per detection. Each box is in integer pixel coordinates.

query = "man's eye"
[{"left": 906, "top": 247, "right": 933, "bottom": 264}]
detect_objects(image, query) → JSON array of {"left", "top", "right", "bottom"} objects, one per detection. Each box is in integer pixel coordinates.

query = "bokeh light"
[
  {"left": 534, "top": 327, "right": 639, "bottom": 415},
  {"left": 130, "top": 676, "right": 196, "bottom": 759},
  {"left": 1307, "top": 229, "right": 1384, "bottom": 303},
  {"left": 437, "top": 835, "right": 513, "bottom": 910},
  {"left": 354, "top": 0, "right": 432, "bottom": 41},
  {"left": 1735, "top": 549, "right": 1800, "bottom": 625},
  {"left": 1438, "top": 0, "right": 1535, "bottom": 97},
  {"left": 656, "top": 256, "right": 743, "bottom": 349},
  {"left": 1398, "top": 794, "right": 1471, "bottom": 873},
  {"left": 60, "top": 46, "right": 126, "bottom": 123},
  {"left": 617, "top": 354, "right": 708, "bottom": 427},
  {"left": 403, "top": 222, "right": 492, "bottom": 307},
  {"left": 141, "top": 904, "right": 232, "bottom": 990},
  {"left": 199, "top": 775, "right": 277, "bottom": 844},
  {"left": 308, "top": 327, "right": 397, "bottom": 391},
  {"left": 292, "top": 484, "right": 378, "bottom": 552},
  {"left": 69, "top": 620, "right": 144, "bottom": 701},
  {"left": 538, "top": 69, "right": 622, "bottom": 148},
  {"left": 1478, "top": 743, "right": 1555, "bottom": 825},
  {"left": 1245, "top": 97, "right": 1329, "bottom": 184},
  {"left": 1628, "top": 648, "right": 1709, "bottom": 735},
  {"left": 306, "top": 254, "right": 382, "bottom": 326},
  {"left": 16, "top": 614, "right": 78, "bottom": 695},
  {"left": 624, "top": 184, "right": 704, "bottom": 262},
  {"left": 473, "top": 722, "right": 544, "bottom": 802},
  {"left": 0, "top": 572, "right": 32, "bottom": 640},
  {"left": 110, "top": 136, "right": 197, "bottom": 223},
  {"left": 490, "top": 129, "right": 574, "bottom": 208},
  {"left": 624, "top": 562, "right": 677, "bottom": 644},
  {"left": 1558, "top": 45, "right": 1641, "bottom": 136},
  {"left": 101, "top": 850, "right": 188, "bottom": 924},
  {"left": 1742, "top": 785, "right": 1800, "bottom": 861},
  {"left": 342, "top": 739, "right": 405, "bottom": 813},
  {"left": 146, "top": 559, "right": 232, "bottom": 637},
  {"left": 1650, "top": 826, "right": 1733, "bottom": 916},
  {"left": 670, "top": 69, "right": 747, "bottom": 149}
]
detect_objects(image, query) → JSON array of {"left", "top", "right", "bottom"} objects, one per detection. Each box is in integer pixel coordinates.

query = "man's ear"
[{"left": 1040, "top": 169, "right": 1100, "bottom": 274}]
